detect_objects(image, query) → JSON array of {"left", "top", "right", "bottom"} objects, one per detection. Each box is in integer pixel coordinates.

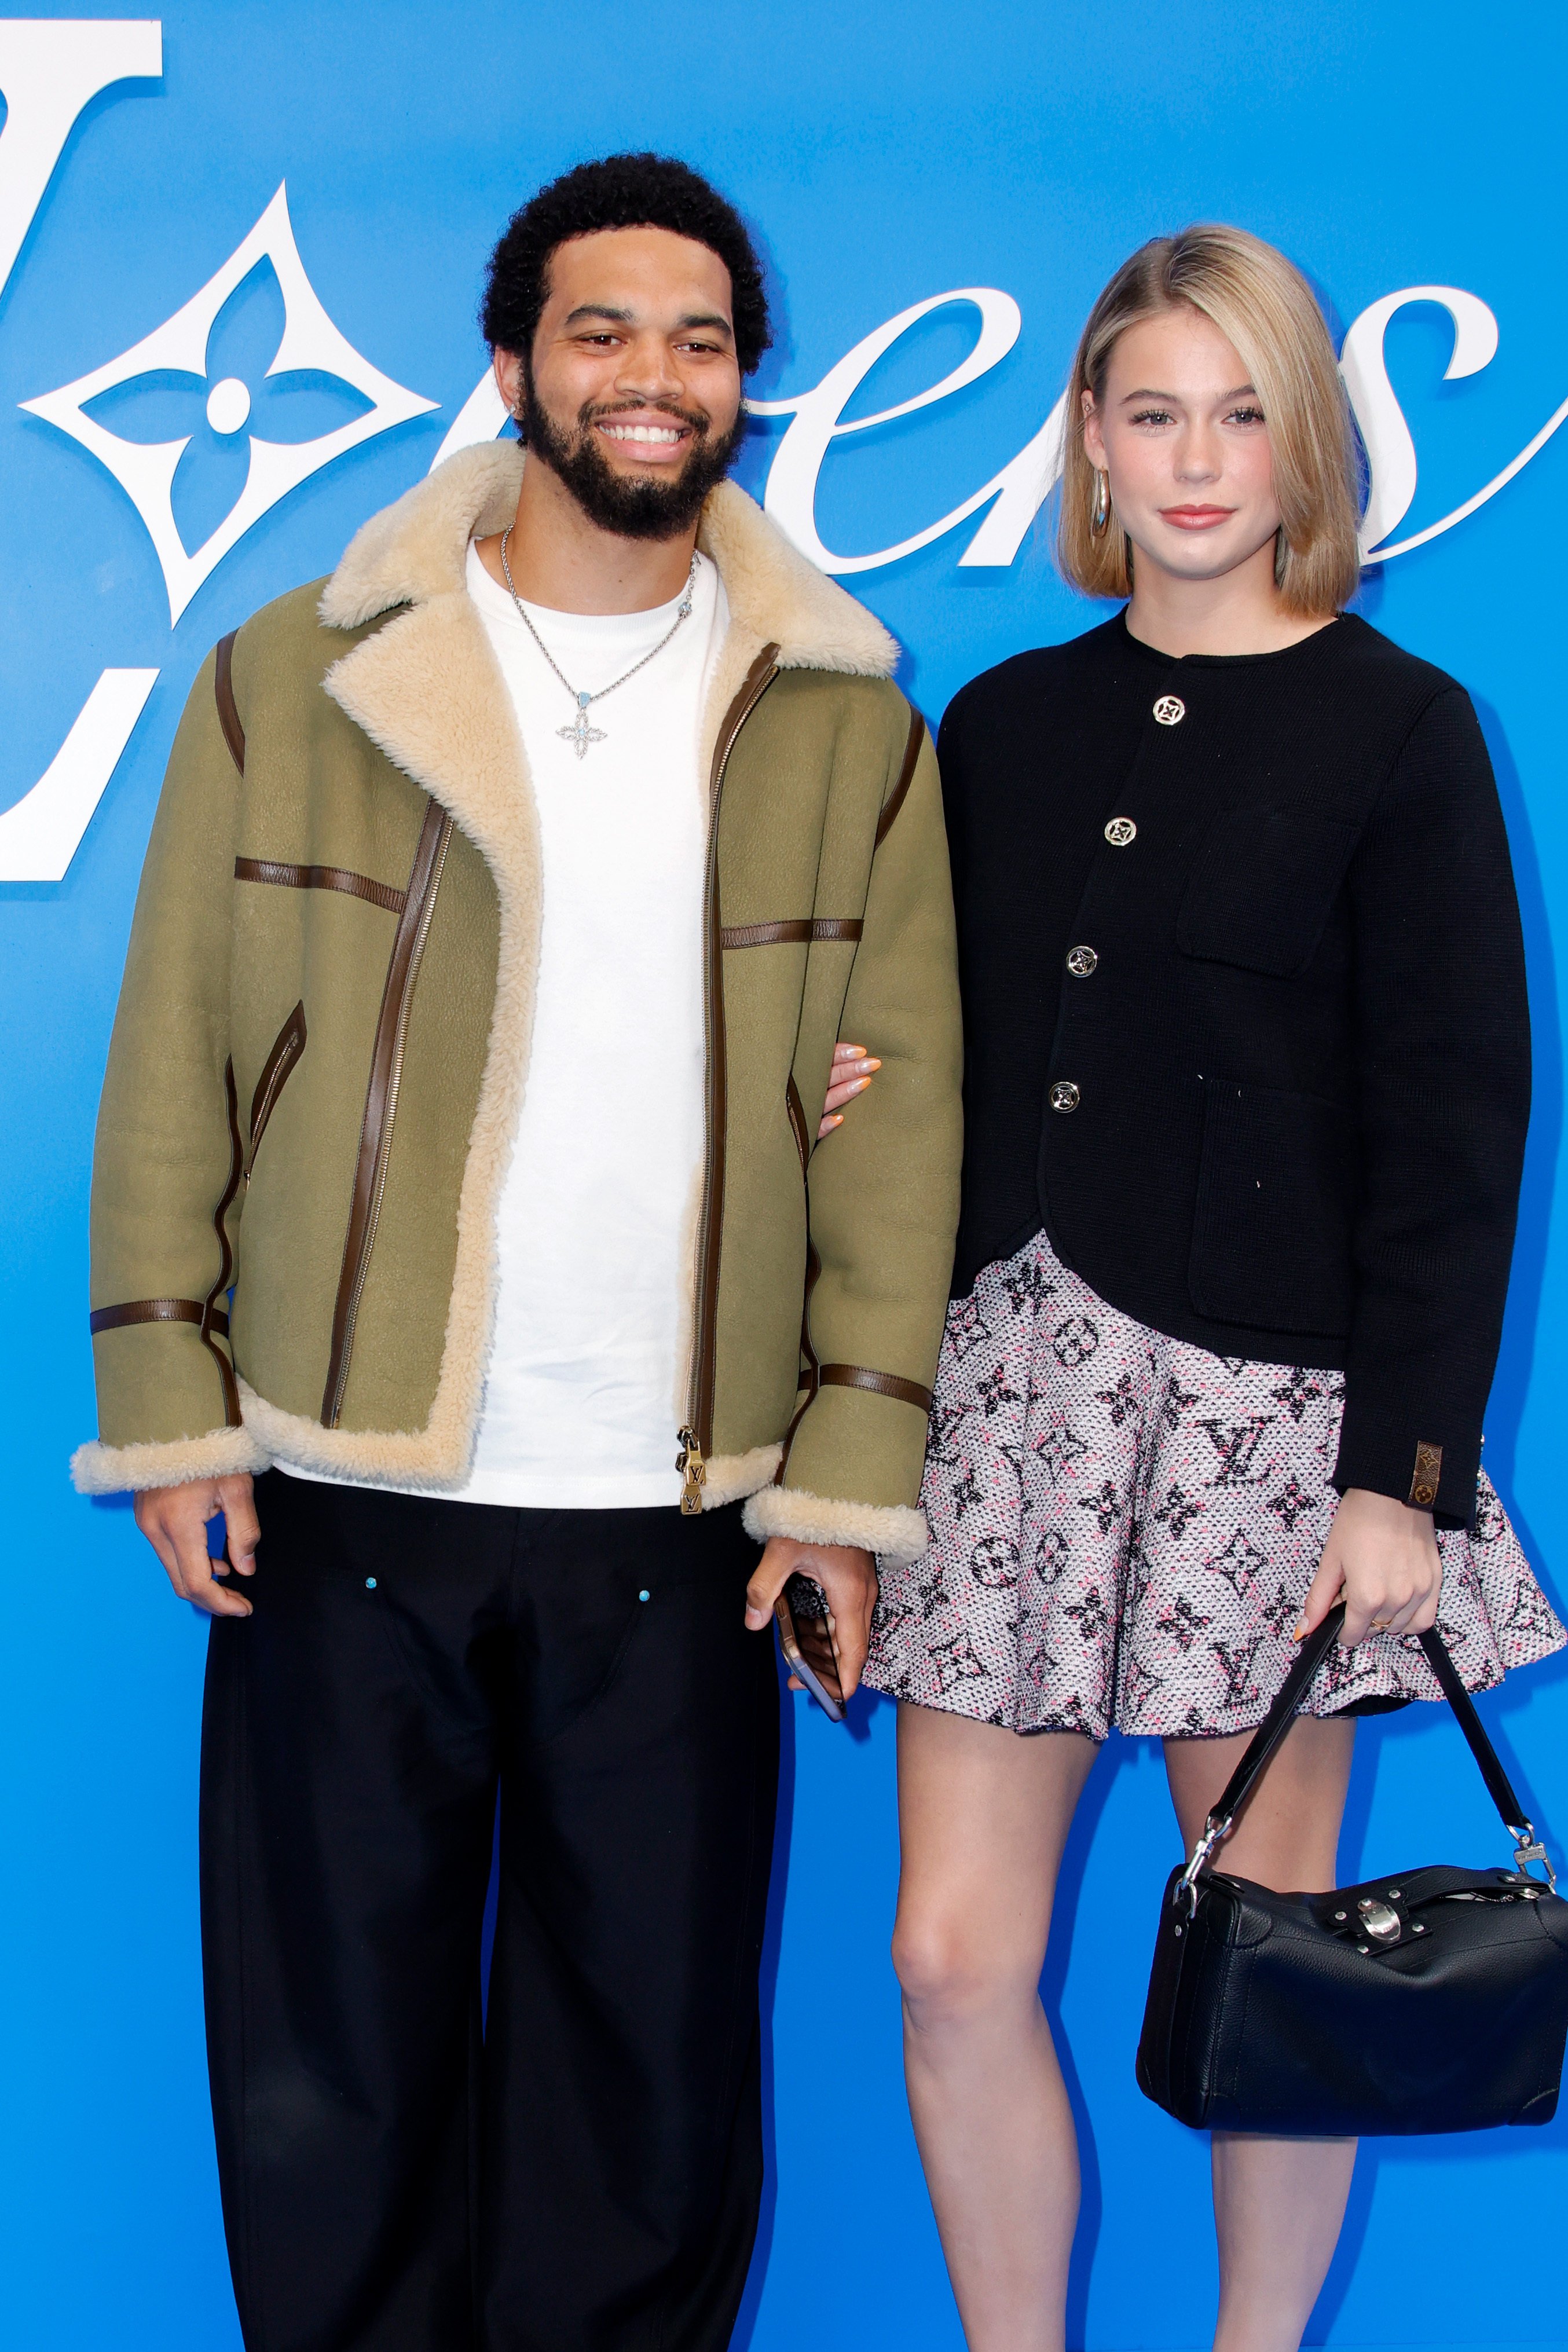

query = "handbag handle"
[{"left": 1176, "top": 1600, "right": 1555, "bottom": 1911}]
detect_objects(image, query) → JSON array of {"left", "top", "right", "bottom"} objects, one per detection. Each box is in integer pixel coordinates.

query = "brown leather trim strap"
[
  {"left": 322, "top": 797, "right": 452, "bottom": 1427},
  {"left": 90, "top": 1297, "right": 229, "bottom": 1339},
  {"left": 690, "top": 645, "right": 781, "bottom": 1455},
  {"left": 777, "top": 1076, "right": 823, "bottom": 1479},
  {"left": 214, "top": 631, "right": 245, "bottom": 776},
  {"left": 248, "top": 1001, "right": 307, "bottom": 1166},
  {"left": 817, "top": 1362, "right": 933, "bottom": 1413},
  {"left": 1408, "top": 1440, "right": 1444, "bottom": 1510},
  {"left": 874, "top": 708, "right": 926, "bottom": 849},
  {"left": 235, "top": 858, "right": 408, "bottom": 917},
  {"left": 720, "top": 917, "right": 864, "bottom": 949},
  {"left": 784, "top": 1072, "right": 812, "bottom": 1179},
  {"left": 196, "top": 1060, "right": 246, "bottom": 1426}
]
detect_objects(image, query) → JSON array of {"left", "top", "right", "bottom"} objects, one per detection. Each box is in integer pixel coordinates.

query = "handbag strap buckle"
[
  {"left": 1177, "top": 1812, "right": 1233, "bottom": 1918},
  {"left": 1513, "top": 1826, "right": 1557, "bottom": 1891}
]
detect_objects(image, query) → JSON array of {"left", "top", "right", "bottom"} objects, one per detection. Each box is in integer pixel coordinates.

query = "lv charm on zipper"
[{"left": 676, "top": 1427, "right": 706, "bottom": 1515}]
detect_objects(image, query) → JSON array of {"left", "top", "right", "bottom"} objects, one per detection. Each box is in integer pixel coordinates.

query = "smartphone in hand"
[{"left": 774, "top": 1571, "right": 847, "bottom": 1723}]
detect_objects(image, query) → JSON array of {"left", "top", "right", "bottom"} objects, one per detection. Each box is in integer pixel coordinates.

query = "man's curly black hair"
[{"left": 481, "top": 153, "right": 772, "bottom": 377}]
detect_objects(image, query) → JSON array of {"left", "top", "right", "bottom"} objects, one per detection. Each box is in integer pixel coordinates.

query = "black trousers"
[{"left": 200, "top": 1470, "right": 779, "bottom": 2352}]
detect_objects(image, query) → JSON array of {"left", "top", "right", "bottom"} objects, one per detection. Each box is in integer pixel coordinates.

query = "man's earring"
[{"left": 1090, "top": 468, "right": 1111, "bottom": 537}]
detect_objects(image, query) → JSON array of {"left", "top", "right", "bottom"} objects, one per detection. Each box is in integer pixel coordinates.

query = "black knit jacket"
[{"left": 941, "top": 611, "right": 1530, "bottom": 1527}]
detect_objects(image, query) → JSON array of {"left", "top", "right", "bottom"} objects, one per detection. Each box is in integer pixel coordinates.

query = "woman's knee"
[{"left": 891, "top": 1903, "right": 1044, "bottom": 2030}]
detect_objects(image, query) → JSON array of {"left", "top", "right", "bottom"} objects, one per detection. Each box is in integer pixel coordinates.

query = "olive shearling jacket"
[{"left": 74, "top": 444, "right": 963, "bottom": 1563}]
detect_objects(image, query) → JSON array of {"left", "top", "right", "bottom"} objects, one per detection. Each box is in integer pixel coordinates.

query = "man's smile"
[{"left": 592, "top": 409, "right": 697, "bottom": 461}]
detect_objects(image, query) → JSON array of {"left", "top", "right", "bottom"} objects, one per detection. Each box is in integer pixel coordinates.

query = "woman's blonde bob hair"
[{"left": 1057, "top": 224, "right": 1362, "bottom": 617}]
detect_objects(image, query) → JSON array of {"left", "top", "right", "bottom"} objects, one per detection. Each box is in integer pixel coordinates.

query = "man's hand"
[
  {"left": 133, "top": 1473, "right": 260, "bottom": 1618},
  {"left": 1297, "top": 1485, "right": 1442, "bottom": 1650},
  {"left": 745, "top": 1534, "right": 878, "bottom": 1699}
]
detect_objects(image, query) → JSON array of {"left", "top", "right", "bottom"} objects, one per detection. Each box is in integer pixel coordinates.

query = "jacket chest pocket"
[
  {"left": 246, "top": 1000, "right": 307, "bottom": 1179},
  {"left": 1178, "top": 807, "right": 1358, "bottom": 978}
]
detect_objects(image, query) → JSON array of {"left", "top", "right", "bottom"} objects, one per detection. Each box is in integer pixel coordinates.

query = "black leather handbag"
[{"left": 1137, "top": 1604, "right": 1568, "bottom": 2135}]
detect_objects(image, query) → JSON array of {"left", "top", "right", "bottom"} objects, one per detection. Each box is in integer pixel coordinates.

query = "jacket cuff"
[
  {"left": 1330, "top": 1406, "right": 1479, "bottom": 1529},
  {"left": 71, "top": 1423, "right": 270, "bottom": 1496},
  {"left": 699, "top": 1443, "right": 783, "bottom": 1510},
  {"left": 742, "top": 1481, "right": 929, "bottom": 1566}
]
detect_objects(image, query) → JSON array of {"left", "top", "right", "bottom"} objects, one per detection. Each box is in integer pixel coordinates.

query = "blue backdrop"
[{"left": 4, "top": 6, "right": 1566, "bottom": 2347}]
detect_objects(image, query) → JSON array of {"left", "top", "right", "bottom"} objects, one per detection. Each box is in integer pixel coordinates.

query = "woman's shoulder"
[
  {"left": 1318, "top": 613, "right": 1470, "bottom": 715},
  {"left": 940, "top": 614, "right": 1126, "bottom": 741}
]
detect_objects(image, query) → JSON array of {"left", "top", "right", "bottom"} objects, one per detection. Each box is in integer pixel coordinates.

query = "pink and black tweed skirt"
[{"left": 863, "top": 1230, "right": 1563, "bottom": 1738}]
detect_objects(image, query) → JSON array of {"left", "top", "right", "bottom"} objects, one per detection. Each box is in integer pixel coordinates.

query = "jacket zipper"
[
  {"left": 322, "top": 800, "right": 453, "bottom": 1426},
  {"left": 679, "top": 645, "right": 781, "bottom": 1512}
]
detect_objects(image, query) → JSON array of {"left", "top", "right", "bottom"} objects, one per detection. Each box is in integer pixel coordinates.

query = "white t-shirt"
[{"left": 283, "top": 540, "right": 727, "bottom": 1507}]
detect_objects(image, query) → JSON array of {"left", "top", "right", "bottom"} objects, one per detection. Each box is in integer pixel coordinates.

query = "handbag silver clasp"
[{"left": 1357, "top": 1896, "right": 1402, "bottom": 1943}]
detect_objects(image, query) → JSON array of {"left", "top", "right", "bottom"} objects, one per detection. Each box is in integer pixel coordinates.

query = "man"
[{"left": 76, "top": 153, "right": 961, "bottom": 2352}]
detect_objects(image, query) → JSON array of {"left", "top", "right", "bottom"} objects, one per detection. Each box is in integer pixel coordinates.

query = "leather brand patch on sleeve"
[{"left": 1408, "top": 1441, "right": 1443, "bottom": 1510}]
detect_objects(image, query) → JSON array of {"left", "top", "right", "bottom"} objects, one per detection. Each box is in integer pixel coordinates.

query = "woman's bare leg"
[
  {"left": 1164, "top": 1717, "right": 1358, "bottom": 2352},
  {"left": 893, "top": 1705, "right": 1098, "bottom": 2352}
]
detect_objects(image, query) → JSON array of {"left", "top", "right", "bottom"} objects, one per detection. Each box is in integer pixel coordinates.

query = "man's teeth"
[{"left": 599, "top": 423, "right": 684, "bottom": 445}]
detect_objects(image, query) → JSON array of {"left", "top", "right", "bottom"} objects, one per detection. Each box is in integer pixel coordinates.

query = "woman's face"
[{"left": 1082, "top": 305, "right": 1283, "bottom": 589}]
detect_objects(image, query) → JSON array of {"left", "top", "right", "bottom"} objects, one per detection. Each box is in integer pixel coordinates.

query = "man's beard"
[{"left": 518, "top": 373, "right": 744, "bottom": 541}]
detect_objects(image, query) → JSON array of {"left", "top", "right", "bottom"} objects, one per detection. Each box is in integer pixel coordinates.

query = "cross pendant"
[{"left": 558, "top": 703, "right": 607, "bottom": 760}]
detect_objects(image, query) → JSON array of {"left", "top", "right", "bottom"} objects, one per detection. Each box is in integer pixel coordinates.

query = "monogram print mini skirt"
[{"left": 862, "top": 1230, "right": 1565, "bottom": 1738}]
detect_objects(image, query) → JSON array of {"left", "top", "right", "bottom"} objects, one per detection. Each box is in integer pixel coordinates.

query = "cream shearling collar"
[{"left": 318, "top": 439, "right": 898, "bottom": 676}]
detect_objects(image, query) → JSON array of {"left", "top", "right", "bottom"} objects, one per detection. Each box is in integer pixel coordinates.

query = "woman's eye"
[
  {"left": 1227, "top": 405, "right": 1266, "bottom": 426},
  {"left": 1129, "top": 408, "right": 1175, "bottom": 427}
]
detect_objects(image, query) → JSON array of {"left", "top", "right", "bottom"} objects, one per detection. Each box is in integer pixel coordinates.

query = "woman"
[{"left": 836, "top": 225, "right": 1564, "bottom": 2351}]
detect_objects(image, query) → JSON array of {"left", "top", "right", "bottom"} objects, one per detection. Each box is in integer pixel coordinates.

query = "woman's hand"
[
  {"left": 818, "top": 1041, "right": 881, "bottom": 1139},
  {"left": 1296, "top": 1486, "right": 1442, "bottom": 1648}
]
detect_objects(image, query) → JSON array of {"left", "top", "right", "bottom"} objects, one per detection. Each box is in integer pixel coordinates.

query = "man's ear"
[{"left": 493, "top": 346, "right": 524, "bottom": 422}]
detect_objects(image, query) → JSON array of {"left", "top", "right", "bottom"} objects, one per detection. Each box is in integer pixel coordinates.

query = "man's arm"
[
  {"left": 72, "top": 639, "right": 269, "bottom": 1501},
  {"left": 743, "top": 716, "right": 963, "bottom": 1579}
]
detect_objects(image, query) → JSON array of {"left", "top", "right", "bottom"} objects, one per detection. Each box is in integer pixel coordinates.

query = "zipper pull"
[{"left": 676, "top": 1426, "right": 707, "bottom": 1516}]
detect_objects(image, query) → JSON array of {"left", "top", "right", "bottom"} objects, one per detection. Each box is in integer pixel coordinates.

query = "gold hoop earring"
[{"left": 1090, "top": 468, "right": 1111, "bottom": 537}]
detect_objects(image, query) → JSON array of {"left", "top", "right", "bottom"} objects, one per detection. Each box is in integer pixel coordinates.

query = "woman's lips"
[{"left": 1159, "top": 505, "right": 1234, "bottom": 530}]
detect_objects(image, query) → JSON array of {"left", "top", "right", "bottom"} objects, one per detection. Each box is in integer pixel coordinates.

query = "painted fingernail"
[
  {"left": 860, "top": 1058, "right": 881, "bottom": 1072},
  {"left": 825, "top": 1113, "right": 842, "bottom": 1129},
  {"left": 849, "top": 1078, "right": 869, "bottom": 1093},
  {"left": 1293, "top": 1620, "right": 1307, "bottom": 1639}
]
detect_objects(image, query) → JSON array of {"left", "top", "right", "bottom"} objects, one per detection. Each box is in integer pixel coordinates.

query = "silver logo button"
[
  {"left": 1066, "top": 945, "right": 1098, "bottom": 977},
  {"left": 1049, "top": 1080, "right": 1081, "bottom": 1114},
  {"left": 1153, "top": 694, "right": 1186, "bottom": 726},
  {"left": 1104, "top": 816, "right": 1137, "bottom": 847}
]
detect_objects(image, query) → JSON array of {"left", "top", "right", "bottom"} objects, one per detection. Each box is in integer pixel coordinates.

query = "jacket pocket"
[
  {"left": 1178, "top": 807, "right": 1358, "bottom": 977},
  {"left": 247, "top": 1001, "right": 307, "bottom": 1177},
  {"left": 1188, "top": 1077, "right": 1356, "bottom": 1336}
]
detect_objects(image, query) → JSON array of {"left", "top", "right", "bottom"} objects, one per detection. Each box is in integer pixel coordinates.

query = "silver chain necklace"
[{"left": 498, "top": 525, "right": 698, "bottom": 760}]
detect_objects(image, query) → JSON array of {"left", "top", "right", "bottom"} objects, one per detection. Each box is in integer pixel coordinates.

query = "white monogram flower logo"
[{"left": 21, "top": 184, "right": 436, "bottom": 623}]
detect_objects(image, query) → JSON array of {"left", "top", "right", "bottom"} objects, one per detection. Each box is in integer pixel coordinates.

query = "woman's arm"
[
  {"left": 1303, "top": 684, "right": 1528, "bottom": 1647},
  {"left": 1332, "top": 686, "right": 1530, "bottom": 1529}
]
